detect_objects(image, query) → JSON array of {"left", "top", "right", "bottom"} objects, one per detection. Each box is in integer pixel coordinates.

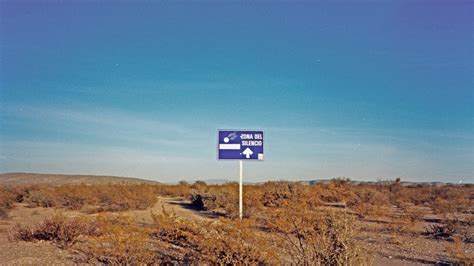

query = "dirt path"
[
  {"left": 155, "top": 197, "right": 212, "bottom": 221},
  {"left": 122, "top": 196, "right": 212, "bottom": 226}
]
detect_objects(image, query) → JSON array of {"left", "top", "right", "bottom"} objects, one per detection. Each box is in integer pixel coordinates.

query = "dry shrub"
[
  {"left": 156, "top": 183, "right": 192, "bottom": 198},
  {"left": 393, "top": 184, "right": 472, "bottom": 216},
  {"left": 152, "top": 207, "right": 198, "bottom": 247},
  {"left": 25, "top": 184, "right": 158, "bottom": 212},
  {"left": 8, "top": 181, "right": 473, "bottom": 264},
  {"left": 338, "top": 183, "right": 472, "bottom": 226},
  {"left": 93, "top": 184, "right": 157, "bottom": 212},
  {"left": 313, "top": 183, "right": 358, "bottom": 205},
  {"left": 265, "top": 207, "right": 371, "bottom": 265},
  {"left": 425, "top": 218, "right": 473, "bottom": 243},
  {"left": 259, "top": 181, "right": 309, "bottom": 208},
  {"left": 393, "top": 204, "right": 424, "bottom": 234},
  {"left": 151, "top": 207, "right": 202, "bottom": 263},
  {"left": 430, "top": 198, "right": 458, "bottom": 215},
  {"left": 1, "top": 185, "right": 46, "bottom": 218},
  {"left": 13, "top": 212, "right": 155, "bottom": 264},
  {"left": 152, "top": 208, "right": 277, "bottom": 264},
  {"left": 197, "top": 218, "right": 277, "bottom": 264},
  {"left": 425, "top": 223, "right": 457, "bottom": 241},
  {"left": 430, "top": 185, "right": 472, "bottom": 214},
  {"left": 189, "top": 182, "right": 315, "bottom": 217},
  {"left": 190, "top": 183, "right": 239, "bottom": 216},
  {"left": 0, "top": 207, "right": 8, "bottom": 219},
  {"left": 28, "top": 188, "right": 57, "bottom": 207},
  {"left": 332, "top": 177, "right": 352, "bottom": 187},
  {"left": 11, "top": 213, "right": 98, "bottom": 248},
  {"left": 0, "top": 185, "right": 20, "bottom": 218},
  {"left": 76, "top": 214, "right": 154, "bottom": 264},
  {"left": 27, "top": 213, "right": 157, "bottom": 264},
  {"left": 184, "top": 180, "right": 468, "bottom": 223},
  {"left": 346, "top": 186, "right": 392, "bottom": 219}
]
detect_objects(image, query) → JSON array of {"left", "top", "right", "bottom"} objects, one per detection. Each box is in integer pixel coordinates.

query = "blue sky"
[{"left": 1, "top": 1, "right": 473, "bottom": 183}]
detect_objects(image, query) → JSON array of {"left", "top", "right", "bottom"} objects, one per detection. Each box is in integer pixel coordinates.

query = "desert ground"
[{"left": 0, "top": 173, "right": 472, "bottom": 265}]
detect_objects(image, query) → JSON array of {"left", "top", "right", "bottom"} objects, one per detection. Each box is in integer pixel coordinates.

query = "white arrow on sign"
[{"left": 242, "top": 147, "right": 253, "bottom": 159}]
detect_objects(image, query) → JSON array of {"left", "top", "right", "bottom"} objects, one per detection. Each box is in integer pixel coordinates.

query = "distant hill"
[
  {"left": 303, "top": 179, "right": 468, "bottom": 186},
  {"left": 0, "top": 172, "right": 159, "bottom": 185}
]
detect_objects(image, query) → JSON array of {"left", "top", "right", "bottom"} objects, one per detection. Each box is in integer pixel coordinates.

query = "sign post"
[
  {"left": 239, "top": 160, "right": 243, "bottom": 220},
  {"left": 218, "top": 130, "right": 264, "bottom": 220}
]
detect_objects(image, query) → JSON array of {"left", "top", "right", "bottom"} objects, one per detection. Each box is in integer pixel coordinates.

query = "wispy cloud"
[{"left": 1, "top": 104, "right": 205, "bottom": 148}]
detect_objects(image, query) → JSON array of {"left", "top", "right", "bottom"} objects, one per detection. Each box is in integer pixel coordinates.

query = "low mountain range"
[{"left": 0, "top": 172, "right": 158, "bottom": 185}]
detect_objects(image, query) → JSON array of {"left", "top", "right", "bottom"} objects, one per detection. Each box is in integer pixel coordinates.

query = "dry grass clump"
[{"left": 11, "top": 213, "right": 100, "bottom": 247}]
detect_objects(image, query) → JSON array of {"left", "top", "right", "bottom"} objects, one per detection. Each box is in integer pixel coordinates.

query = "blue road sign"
[{"left": 218, "top": 130, "right": 264, "bottom": 160}]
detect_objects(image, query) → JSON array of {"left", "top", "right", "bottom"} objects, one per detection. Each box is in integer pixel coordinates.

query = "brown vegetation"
[
  {"left": 0, "top": 185, "right": 17, "bottom": 219},
  {"left": 4, "top": 184, "right": 158, "bottom": 213},
  {"left": 2, "top": 179, "right": 473, "bottom": 264},
  {"left": 152, "top": 208, "right": 277, "bottom": 264},
  {"left": 265, "top": 207, "right": 371, "bottom": 265},
  {"left": 76, "top": 214, "right": 155, "bottom": 264},
  {"left": 11, "top": 213, "right": 100, "bottom": 248}
]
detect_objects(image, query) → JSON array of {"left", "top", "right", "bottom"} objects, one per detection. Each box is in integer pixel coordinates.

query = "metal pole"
[{"left": 239, "top": 160, "right": 243, "bottom": 220}]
